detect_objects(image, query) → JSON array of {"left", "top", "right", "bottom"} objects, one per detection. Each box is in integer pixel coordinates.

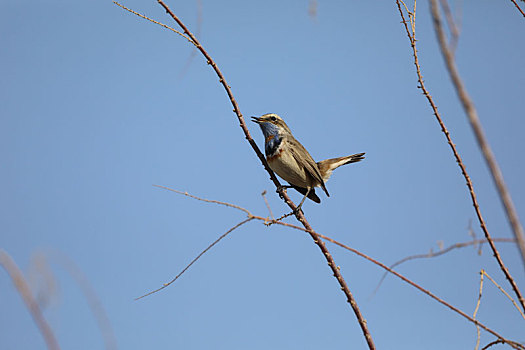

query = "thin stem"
[
  {"left": 136, "top": 218, "right": 254, "bottom": 300},
  {"left": 373, "top": 238, "right": 515, "bottom": 294},
  {"left": 509, "top": 0, "right": 525, "bottom": 17}
]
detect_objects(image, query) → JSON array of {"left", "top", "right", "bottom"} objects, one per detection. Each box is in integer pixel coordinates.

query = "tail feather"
[{"left": 317, "top": 152, "right": 365, "bottom": 182}]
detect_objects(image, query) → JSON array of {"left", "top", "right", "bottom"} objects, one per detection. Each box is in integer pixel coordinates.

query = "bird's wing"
[{"left": 287, "top": 137, "right": 330, "bottom": 197}]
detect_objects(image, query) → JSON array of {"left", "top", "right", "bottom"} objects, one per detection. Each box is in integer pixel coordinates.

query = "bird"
[{"left": 252, "top": 113, "right": 365, "bottom": 211}]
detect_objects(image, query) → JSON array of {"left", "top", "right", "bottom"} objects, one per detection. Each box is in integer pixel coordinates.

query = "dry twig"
[
  {"left": 473, "top": 270, "right": 485, "bottom": 350},
  {"left": 482, "top": 270, "right": 525, "bottom": 321},
  {"left": 509, "top": 0, "right": 525, "bottom": 17},
  {"left": 113, "top": 2, "right": 194, "bottom": 45},
  {"left": 373, "top": 238, "right": 515, "bottom": 294},
  {"left": 136, "top": 217, "right": 254, "bottom": 300}
]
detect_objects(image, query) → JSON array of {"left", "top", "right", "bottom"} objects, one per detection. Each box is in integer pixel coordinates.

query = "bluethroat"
[{"left": 252, "top": 113, "right": 365, "bottom": 211}]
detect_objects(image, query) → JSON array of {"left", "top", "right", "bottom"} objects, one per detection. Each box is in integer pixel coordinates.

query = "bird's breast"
[{"left": 267, "top": 142, "right": 311, "bottom": 188}]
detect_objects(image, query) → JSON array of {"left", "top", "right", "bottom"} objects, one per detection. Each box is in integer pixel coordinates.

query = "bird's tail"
[{"left": 317, "top": 152, "right": 365, "bottom": 182}]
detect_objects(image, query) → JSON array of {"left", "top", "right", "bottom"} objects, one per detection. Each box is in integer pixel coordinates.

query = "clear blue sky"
[{"left": 1, "top": 1, "right": 524, "bottom": 349}]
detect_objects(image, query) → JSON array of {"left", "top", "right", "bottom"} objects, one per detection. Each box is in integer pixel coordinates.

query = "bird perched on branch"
[{"left": 252, "top": 113, "right": 365, "bottom": 211}]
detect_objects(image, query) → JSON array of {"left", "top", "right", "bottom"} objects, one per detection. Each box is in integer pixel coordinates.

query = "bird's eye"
[{"left": 270, "top": 116, "right": 277, "bottom": 122}]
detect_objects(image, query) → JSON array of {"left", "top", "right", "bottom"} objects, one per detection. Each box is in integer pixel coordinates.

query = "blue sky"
[{"left": 1, "top": 1, "right": 524, "bottom": 349}]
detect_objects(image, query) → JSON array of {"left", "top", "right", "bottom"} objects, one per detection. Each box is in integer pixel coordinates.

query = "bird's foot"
[{"left": 276, "top": 185, "right": 291, "bottom": 199}]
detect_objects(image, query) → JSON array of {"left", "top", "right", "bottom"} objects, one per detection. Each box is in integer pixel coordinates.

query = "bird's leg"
[{"left": 293, "top": 187, "right": 310, "bottom": 215}]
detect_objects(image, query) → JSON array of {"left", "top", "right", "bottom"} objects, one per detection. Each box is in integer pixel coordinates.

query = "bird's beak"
[{"left": 251, "top": 116, "right": 263, "bottom": 124}]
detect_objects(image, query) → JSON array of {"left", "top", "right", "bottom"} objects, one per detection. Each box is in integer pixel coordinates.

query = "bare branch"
[
  {"left": 473, "top": 270, "right": 484, "bottom": 350},
  {"left": 0, "top": 249, "right": 60, "bottom": 350},
  {"left": 482, "top": 270, "right": 525, "bottom": 321},
  {"left": 154, "top": 185, "right": 251, "bottom": 216},
  {"left": 136, "top": 218, "right": 254, "bottom": 300},
  {"left": 373, "top": 238, "right": 515, "bottom": 293},
  {"left": 261, "top": 190, "right": 275, "bottom": 220},
  {"left": 509, "top": 0, "right": 525, "bottom": 17},
  {"left": 429, "top": 0, "right": 525, "bottom": 312},
  {"left": 113, "top": 1, "right": 195, "bottom": 45}
]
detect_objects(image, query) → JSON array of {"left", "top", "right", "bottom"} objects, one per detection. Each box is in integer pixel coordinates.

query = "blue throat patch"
[
  {"left": 265, "top": 134, "right": 282, "bottom": 157},
  {"left": 259, "top": 122, "right": 282, "bottom": 157}
]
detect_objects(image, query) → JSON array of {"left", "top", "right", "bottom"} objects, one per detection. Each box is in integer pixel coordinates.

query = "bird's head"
[{"left": 251, "top": 113, "right": 292, "bottom": 138}]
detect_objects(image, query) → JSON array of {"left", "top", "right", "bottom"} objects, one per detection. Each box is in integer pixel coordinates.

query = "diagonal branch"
[
  {"left": 429, "top": 0, "right": 525, "bottom": 311},
  {"left": 136, "top": 218, "right": 254, "bottom": 300},
  {"left": 509, "top": 0, "right": 525, "bottom": 17}
]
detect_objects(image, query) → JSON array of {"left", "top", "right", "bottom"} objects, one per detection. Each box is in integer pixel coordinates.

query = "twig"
[
  {"left": 136, "top": 217, "right": 254, "bottom": 300},
  {"left": 372, "top": 238, "right": 515, "bottom": 294},
  {"left": 113, "top": 1, "right": 195, "bottom": 45},
  {"left": 473, "top": 270, "right": 484, "bottom": 350},
  {"left": 429, "top": 0, "right": 525, "bottom": 312},
  {"left": 152, "top": 1, "right": 376, "bottom": 348},
  {"left": 481, "top": 339, "right": 506, "bottom": 350},
  {"left": 261, "top": 190, "right": 275, "bottom": 220},
  {"left": 153, "top": 185, "right": 251, "bottom": 215},
  {"left": 482, "top": 270, "right": 525, "bottom": 321},
  {"left": 509, "top": 0, "right": 525, "bottom": 17},
  {"left": 0, "top": 250, "right": 60, "bottom": 350}
]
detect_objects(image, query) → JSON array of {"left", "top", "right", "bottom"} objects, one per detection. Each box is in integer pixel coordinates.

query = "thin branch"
[
  {"left": 151, "top": 1, "right": 376, "bottom": 348},
  {"left": 509, "top": 0, "right": 525, "bottom": 17},
  {"left": 113, "top": 1, "right": 195, "bottom": 45},
  {"left": 373, "top": 238, "right": 515, "bottom": 294},
  {"left": 429, "top": 0, "right": 525, "bottom": 312},
  {"left": 153, "top": 185, "right": 251, "bottom": 215},
  {"left": 0, "top": 249, "right": 60, "bottom": 350},
  {"left": 136, "top": 217, "right": 253, "bottom": 300},
  {"left": 473, "top": 270, "right": 485, "bottom": 350},
  {"left": 482, "top": 270, "right": 525, "bottom": 321},
  {"left": 261, "top": 190, "right": 275, "bottom": 220},
  {"left": 481, "top": 339, "right": 506, "bottom": 350}
]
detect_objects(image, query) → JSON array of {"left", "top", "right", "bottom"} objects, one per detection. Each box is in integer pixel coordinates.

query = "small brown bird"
[{"left": 252, "top": 113, "right": 365, "bottom": 210}]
